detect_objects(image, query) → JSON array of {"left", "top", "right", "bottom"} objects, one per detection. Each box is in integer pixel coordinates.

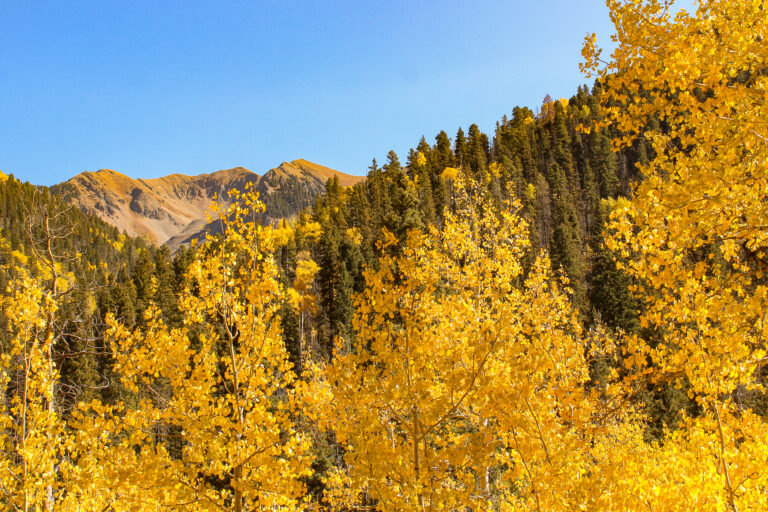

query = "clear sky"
[{"left": 2, "top": 0, "right": 621, "bottom": 185}]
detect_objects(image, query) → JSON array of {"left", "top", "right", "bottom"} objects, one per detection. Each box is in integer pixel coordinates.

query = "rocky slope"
[{"left": 54, "top": 160, "right": 364, "bottom": 248}]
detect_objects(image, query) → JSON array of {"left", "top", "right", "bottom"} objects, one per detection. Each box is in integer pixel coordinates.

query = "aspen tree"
[
  {"left": 321, "top": 175, "right": 604, "bottom": 512},
  {"left": 0, "top": 247, "right": 70, "bottom": 511},
  {"left": 584, "top": 1, "right": 768, "bottom": 509},
  {"left": 75, "top": 188, "right": 313, "bottom": 511}
]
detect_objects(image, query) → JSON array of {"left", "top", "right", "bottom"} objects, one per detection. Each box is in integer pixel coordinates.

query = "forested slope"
[
  {"left": 284, "top": 85, "right": 650, "bottom": 361},
  {"left": 0, "top": 83, "right": 654, "bottom": 429}
]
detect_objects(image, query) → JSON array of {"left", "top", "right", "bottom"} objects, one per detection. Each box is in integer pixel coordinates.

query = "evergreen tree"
[{"left": 454, "top": 127, "right": 467, "bottom": 168}]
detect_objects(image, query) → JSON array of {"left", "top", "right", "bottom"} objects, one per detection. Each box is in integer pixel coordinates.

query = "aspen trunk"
[{"left": 234, "top": 465, "right": 243, "bottom": 512}]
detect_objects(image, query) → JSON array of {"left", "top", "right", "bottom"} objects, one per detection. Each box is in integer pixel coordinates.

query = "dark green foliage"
[
  {"left": 465, "top": 123, "right": 489, "bottom": 178},
  {"left": 280, "top": 284, "right": 302, "bottom": 374},
  {"left": 292, "top": 84, "right": 653, "bottom": 353},
  {"left": 588, "top": 203, "right": 641, "bottom": 334}
]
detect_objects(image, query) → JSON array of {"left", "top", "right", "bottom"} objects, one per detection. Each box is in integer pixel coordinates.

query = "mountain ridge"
[{"left": 53, "top": 160, "right": 364, "bottom": 248}]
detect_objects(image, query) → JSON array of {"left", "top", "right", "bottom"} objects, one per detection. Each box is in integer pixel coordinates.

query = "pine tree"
[{"left": 454, "top": 127, "right": 467, "bottom": 168}]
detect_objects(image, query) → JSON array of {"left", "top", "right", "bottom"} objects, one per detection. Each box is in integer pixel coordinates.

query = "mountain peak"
[
  {"left": 207, "top": 166, "right": 252, "bottom": 178},
  {"left": 288, "top": 159, "right": 364, "bottom": 187}
]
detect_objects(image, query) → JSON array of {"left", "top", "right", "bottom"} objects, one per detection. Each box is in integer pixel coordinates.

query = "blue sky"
[{"left": 2, "top": 1, "right": 621, "bottom": 185}]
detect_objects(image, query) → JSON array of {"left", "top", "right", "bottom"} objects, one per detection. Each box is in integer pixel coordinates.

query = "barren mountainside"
[{"left": 53, "top": 159, "right": 364, "bottom": 247}]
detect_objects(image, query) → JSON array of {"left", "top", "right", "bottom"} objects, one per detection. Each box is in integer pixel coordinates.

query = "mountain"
[
  {"left": 53, "top": 160, "right": 364, "bottom": 248},
  {"left": 270, "top": 159, "right": 365, "bottom": 187},
  {"left": 166, "top": 160, "right": 366, "bottom": 250},
  {"left": 255, "top": 159, "right": 365, "bottom": 220},
  {"left": 53, "top": 167, "right": 259, "bottom": 246}
]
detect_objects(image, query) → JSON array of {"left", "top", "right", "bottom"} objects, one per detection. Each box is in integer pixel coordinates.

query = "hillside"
[
  {"left": 53, "top": 160, "right": 363, "bottom": 248},
  {"left": 256, "top": 160, "right": 365, "bottom": 219}
]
